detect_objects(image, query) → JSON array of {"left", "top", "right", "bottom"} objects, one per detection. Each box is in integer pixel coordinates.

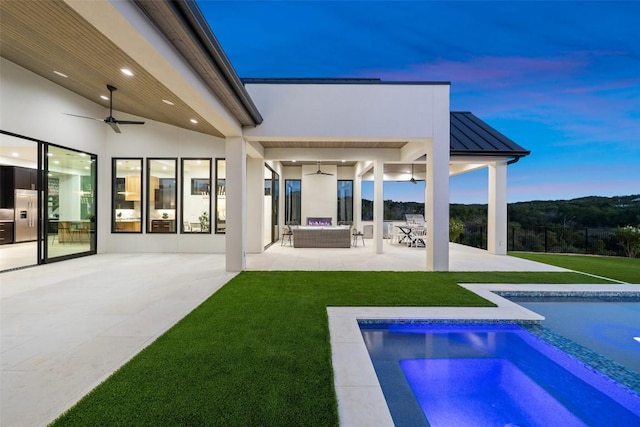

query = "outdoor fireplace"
[{"left": 307, "top": 217, "right": 332, "bottom": 226}]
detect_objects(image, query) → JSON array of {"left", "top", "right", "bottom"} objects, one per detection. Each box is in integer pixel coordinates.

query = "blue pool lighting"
[{"left": 360, "top": 323, "right": 640, "bottom": 426}]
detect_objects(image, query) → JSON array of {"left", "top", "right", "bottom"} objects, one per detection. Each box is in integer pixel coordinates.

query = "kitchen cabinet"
[
  {"left": 0, "top": 222, "right": 14, "bottom": 245},
  {"left": 148, "top": 176, "right": 159, "bottom": 202},
  {"left": 15, "top": 167, "right": 38, "bottom": 190},
  {"left": 151, "top": 219, "right": 174, "bottom": 233},
  {"left": 0, "top": 166, "right": 38, "bottom": 208},
  {"left": 125, "top": 175, "right": 141, "bottom": 201}
]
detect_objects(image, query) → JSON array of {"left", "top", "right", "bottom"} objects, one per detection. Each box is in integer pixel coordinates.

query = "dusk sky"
[{"left": 197, "top": 1, "right": 639, "bottom": 204}]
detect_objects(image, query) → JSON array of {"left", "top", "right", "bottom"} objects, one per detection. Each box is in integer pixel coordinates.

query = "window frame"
[{"left": 111, "top": 157, "right": 143, "bottom": 234}]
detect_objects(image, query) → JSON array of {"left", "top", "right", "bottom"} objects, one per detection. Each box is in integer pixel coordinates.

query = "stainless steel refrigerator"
[{"left": 14, "top": 189, "right": 38, "bottom": 242}]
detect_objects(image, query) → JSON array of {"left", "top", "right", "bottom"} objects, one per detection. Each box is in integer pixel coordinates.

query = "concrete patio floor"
[{"left": 1, "top": 245, "right": 565, "bottom": 426}]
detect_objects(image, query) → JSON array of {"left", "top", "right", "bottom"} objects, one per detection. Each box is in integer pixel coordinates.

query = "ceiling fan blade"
[
  {"left": 64, "top": 113, "right": 103, "bottom": 122},
  {"left": 106, "top": 120, "right": 122, "bottom": 134},
  {"left": 116, "top": 120, "right": 145, "bottom": 125},
  {"left": 320, "top": 172, "right": 334, "bottom": 176}
]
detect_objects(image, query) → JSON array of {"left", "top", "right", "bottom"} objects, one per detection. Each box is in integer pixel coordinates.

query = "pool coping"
[{"left": 328, "top": 283, "right": 640, "bottom": 426}]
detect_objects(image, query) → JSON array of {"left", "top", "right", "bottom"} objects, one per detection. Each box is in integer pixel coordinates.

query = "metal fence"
[{"left": 458, "top": 225, "right": 627, "bottom": 257}]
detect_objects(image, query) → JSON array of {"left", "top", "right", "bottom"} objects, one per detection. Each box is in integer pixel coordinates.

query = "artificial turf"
[
  {"left": 51, "top": 270, "right": 613, "bottom": 426},
  {"left": 510, "top": 252, "right": 640, "bottom": 283}
]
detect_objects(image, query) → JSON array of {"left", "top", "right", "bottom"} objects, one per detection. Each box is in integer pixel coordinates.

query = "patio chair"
[
  {"left": 408, "top": 226, "right": 426, "bottom": 247},
  {"left": 281, "top": 225, "right": 293, "bottom": 246}
]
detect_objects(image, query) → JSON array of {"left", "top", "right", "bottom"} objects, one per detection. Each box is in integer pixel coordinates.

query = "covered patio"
[{"left": 247, "top": 242, "right": 566, "bottom": 272}]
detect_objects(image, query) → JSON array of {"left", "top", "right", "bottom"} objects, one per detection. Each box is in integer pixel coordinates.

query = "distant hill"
[{"left": 362, "top": 195, "right": 640, "bottom": 228}]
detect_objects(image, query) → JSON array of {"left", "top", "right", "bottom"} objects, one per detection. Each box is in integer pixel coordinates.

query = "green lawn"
[
  {"left": 51, "top": 270, "right": 615, "bottom": 426},
  {"left": 510, "top": 252, "right": 640, "bottom": 283}
]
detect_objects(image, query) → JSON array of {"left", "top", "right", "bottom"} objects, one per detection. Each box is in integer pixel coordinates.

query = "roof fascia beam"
[
  {"left": 400, "top": 138, "right": 430, "bottom": 162},
  {"left": 263, "top": 148, "right": 399, "bottom": 162}
]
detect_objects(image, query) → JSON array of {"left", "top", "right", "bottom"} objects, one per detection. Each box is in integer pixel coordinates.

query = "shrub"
[
  {"left": 615, "top": 225, "right": 640, "bottom": 258},
  {"left": 450, "top": 218, "right": 465, "bottom": 242}
]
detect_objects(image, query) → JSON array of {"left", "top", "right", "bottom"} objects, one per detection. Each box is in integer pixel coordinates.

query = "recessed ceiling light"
[
  {"left": 11, "top": 152, "right": 19, "bottom": 157},
  {"left": 162, "top": 99, "right": 174, "bottom": 105},
  {"left": 341, "top": 160, "right": 346, "bottom": 163},
  {"left": 190, "top": 119, "right": 198, "bottom": 124},
  {"left": 291, "top": 160, "right": 297, "bottom": 163},
  {"left": 100, "top": 95, "right": 109, "bottom": 100},
  {"left": 53, "top": 71, "right": 68, "bottom": 78},
  {"left": 120, "top": 68, "right": 134, "bottom": 76}
]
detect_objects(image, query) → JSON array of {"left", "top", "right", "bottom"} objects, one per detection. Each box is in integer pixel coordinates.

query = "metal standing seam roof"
[{"left": 450, "top": 112, "right": 530, "bottom": 158}]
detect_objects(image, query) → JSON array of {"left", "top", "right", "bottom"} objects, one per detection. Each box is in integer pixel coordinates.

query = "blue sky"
[{"left": 197, "top": 0, "right": 640, "bottom": 204}]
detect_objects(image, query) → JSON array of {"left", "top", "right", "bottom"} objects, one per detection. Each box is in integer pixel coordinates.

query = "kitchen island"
[{"left": 292, "top": 226, "right": 351, "bottom": 248}]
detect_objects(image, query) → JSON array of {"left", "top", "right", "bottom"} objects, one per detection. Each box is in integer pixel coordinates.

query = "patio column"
[
  {"left": 225, "top": 136, "right": 246, "bottom": 271},
  {"left": 487, "top": 160, "right": 507, "bottom": 255},
  {"left": 246, "top": 157, "right": 264, "bottom": 254},
  {"left": 373, "top": 160, "right": 384, "bottom": 254},
  {"left": 427, "top": 94, "right": 450, "bottom": 271}
]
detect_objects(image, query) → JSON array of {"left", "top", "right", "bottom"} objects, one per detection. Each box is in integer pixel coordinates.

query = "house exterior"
[{"left": 0, "top": 0, "right": 529, "bottom": 272}]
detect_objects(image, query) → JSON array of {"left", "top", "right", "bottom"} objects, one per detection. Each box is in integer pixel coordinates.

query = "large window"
[
  {"left": 112, "top": 158, "right": 142, "bottom": 233},
  {"left": 337, "top": 180, "right": 353, "bottom": 223},
  {"left": 215, "top": 158, "right": 226, "bottom": 234},
  {"left": 264, "top": 164, "right": 279, "bottom": 246},
  {"left": 284, "top": 179, "right": 301, "bottom": 225},
  {"left": 147, "top": 158, "right": 177, "bottom": 233},
  {"left": 46, "top": 144, "right": 97, "bottom": 259},
  {"left": 181, "top": 158, "right": 211, "bottom": 233}
]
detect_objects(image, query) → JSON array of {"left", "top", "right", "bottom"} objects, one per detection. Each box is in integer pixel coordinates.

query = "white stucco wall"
[
  {"left": 243, "top": 82, "right": 447, "bottom": 141},
  {"left": 1, "top": 59, "right": 227, "bottom": 255}
]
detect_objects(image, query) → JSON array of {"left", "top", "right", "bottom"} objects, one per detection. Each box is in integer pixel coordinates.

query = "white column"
[
  {"left": 246, "top": 157, "right": 264, "bottom": 254},
  {"left": 353, "top": 173, "right": 362, "bottom": 232},
  {"left": 488, "top": 161, "right": 507, "bottom": 255},
  {"left": 427, "top": 92, "right": 450, "bottom": 271},
  {"left": 373, "top": 160, "right": 384, "bottom": 254},
  {"left": 225, "top": 137, "right": 246, "bottom": 271}
]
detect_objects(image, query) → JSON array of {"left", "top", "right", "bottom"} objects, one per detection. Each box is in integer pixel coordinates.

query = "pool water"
[
  {"left": 360, "top": 323, "right": 640, "bottom": 426},
  {"left": 511, "top": 298, "right": 640, "bottom": 373}
]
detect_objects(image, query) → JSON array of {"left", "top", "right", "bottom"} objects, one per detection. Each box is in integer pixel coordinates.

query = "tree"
[{"left": 615, "top": 226, "right": 640, "bottom": 258}]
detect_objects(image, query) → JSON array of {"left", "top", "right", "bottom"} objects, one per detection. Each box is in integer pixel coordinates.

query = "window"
[
  {"left": 215, "top": 158, "right": 226, "bottom": 234},
  {"left": 147, "top": 158, "right": 177, "bottom": 233},
  {"left": 112, "top": 158, "right": 142, "bottom": 233},
  {"left": 46, "top": 145, "right": 97, "bottom": 258},
  {"left": 181, "top": 158, "right": 211, "bottom": 233},
  {"left": 284, "top": 179, "right": 301, "bottom": 225},
  {"left": 337, "top": 180, "right": 353, "bottom": 223}
]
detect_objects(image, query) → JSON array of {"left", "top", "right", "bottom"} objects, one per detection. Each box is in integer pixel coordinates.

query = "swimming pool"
[
  {"left": 360, "top": 322, "right": 640, "bottom": 426},
  {"left": 503, "top": 294, "right": 640, "bottom": 374}
]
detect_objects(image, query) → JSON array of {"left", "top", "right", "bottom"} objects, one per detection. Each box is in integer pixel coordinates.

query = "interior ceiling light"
[
  {"left": 11, "top": 152, "right": 19, "bottom": 157},
  {"left": 120, "top": 68, "right": 134, "bottom": 76},
  {"left": 100, "top": 95, "right": 109, "bottom": 101},
  {"left": 162, "top": 99, "right": 174, "bottom": 105},
  {"left": 53, "top": 70, "right": 68, "bottom": 78},
  {"left": 190, "top": 119, "right": 198, "bottom": 124}
]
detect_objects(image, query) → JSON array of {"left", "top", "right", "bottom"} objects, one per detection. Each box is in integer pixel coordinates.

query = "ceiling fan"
[
  {"left": 65, "top": 84, "right": 145, "bottom": 133},
  {"left": 409, "top": 164, "right": 417, "bottom": 184},
  {"left": 305, "top": 161, "right": 334, "bottom": 176}
]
